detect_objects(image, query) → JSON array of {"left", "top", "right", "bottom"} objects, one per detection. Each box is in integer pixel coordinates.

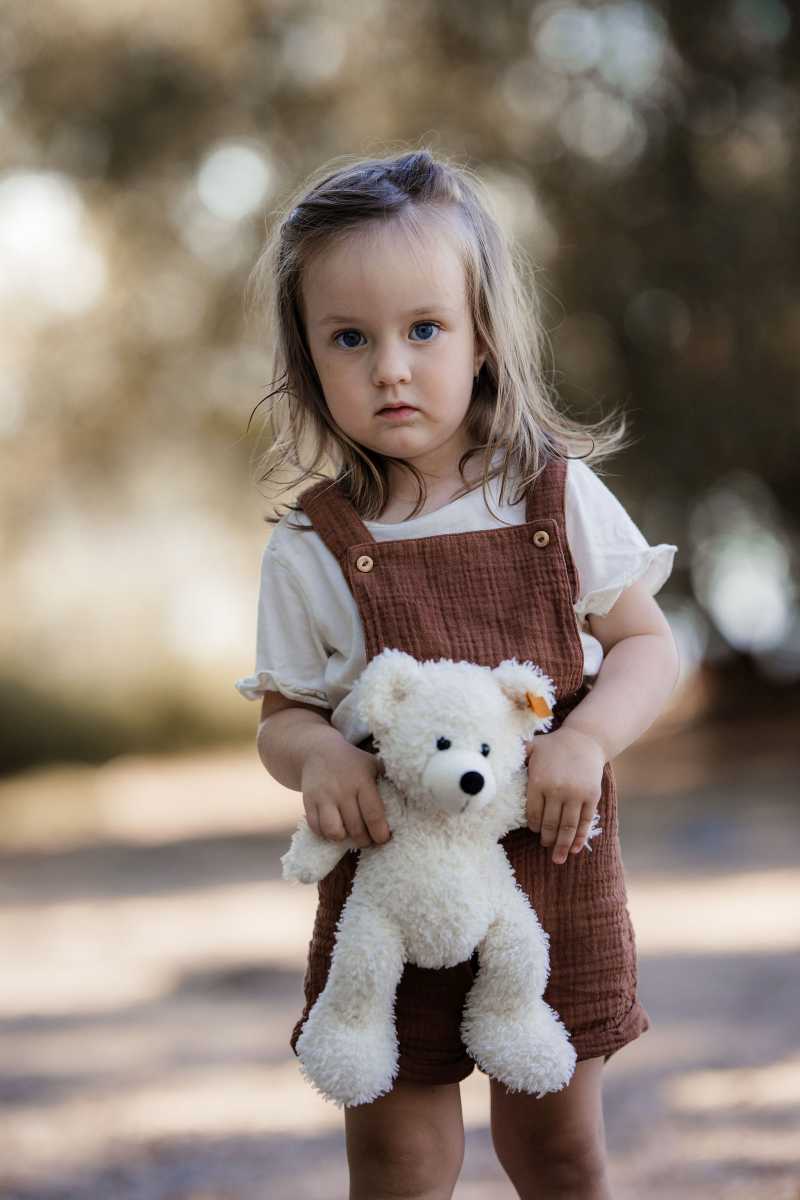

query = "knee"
[
  {"left": 349, "top": 1125, "right": 464, "bottom": 1198},
  {"left": 538, "top": 1141, "right": 609, "bottom": 1193},
  {"left": 492, "top": 1121, "right": 607, "bottom": 1192}
]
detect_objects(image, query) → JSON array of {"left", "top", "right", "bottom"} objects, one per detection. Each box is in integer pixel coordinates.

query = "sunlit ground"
[{"left": 1, "top": 710, "right": 799, "bottom": 1199}]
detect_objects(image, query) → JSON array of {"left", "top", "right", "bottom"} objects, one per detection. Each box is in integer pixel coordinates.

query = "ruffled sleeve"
[
  {"left": 234, "top": 544, "right": 330, "bottom": 706},
  {"left": 566, "top": 458, "right": 677, "bottom": 622}
]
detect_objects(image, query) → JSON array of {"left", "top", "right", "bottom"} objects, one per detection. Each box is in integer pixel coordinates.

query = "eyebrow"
[{"left": 316, "top": 304, "right": 458, "bottom": 325}]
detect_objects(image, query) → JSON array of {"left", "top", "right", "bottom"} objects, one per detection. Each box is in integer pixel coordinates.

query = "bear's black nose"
[{"left": 460, "top": 771, "right": 484, "bottom": 795}]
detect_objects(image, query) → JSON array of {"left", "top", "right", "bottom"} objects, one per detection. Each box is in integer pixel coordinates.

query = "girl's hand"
[
  {"left": 301, "top": 737, "right": 391, "bottom": 849},
  {"left": 525, "top": 727, "right": 606, "bottom": 864}
]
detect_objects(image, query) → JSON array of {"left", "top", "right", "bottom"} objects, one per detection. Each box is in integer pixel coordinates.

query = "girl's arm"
[
  {"left": 257, "top": 690, "right": 341, "bottom": 791},
  {"left": 526, "top": 580, "right": 679, "bottom": 863},
  {"left": 258, "top": 691, "right": 391, "bottom": 848},
  {"left": 562, "top": 579, "right": 680, "bottom": 760}
]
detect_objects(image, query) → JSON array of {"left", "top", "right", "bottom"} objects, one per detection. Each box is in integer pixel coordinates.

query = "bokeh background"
[{"left": 1, "top": 1, "right": 799, "bottom": 1197}]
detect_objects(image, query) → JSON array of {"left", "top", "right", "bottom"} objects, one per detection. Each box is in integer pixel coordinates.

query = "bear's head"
[{"left": 353, "top": 649, "right": 555, "bottom": 818}]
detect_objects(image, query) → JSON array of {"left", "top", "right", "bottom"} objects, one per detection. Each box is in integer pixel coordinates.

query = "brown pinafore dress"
[{"left": 290, "top": 454, "right": 650, "bottom": 1082}]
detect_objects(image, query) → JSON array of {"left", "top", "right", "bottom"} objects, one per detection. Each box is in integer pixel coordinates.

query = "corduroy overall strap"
[{"left": 296, "top": 455, "right": 579, "bottom": 606}]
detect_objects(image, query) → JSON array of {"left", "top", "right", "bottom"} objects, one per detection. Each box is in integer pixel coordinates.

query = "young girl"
[{"left": 236, "top": 149, "right": 679, "bottom": 1200}]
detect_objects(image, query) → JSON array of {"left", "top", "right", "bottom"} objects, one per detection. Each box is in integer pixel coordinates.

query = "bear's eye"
[
  {"left": 480, "top": 743, "right": 490, "bottom": 757},
  {"left": 436, "top": 736, "right": 451, "bottom": 750}
]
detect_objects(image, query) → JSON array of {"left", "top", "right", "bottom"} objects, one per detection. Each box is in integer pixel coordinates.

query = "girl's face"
[{"left": 301, "top": 216, "right": 486, "bottom": 485}]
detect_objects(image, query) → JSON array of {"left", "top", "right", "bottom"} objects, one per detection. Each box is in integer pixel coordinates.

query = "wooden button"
[
  {"left": 355, "top": 554, "right": 374, "bottom": 572},
  {"left": 532, "top": 529, "right": 550, "bottom": 547}
]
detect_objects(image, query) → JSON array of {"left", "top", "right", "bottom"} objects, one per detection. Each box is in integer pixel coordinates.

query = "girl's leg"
[
  {"left": 489, "top": 1057, "right": 613, "bottom": 1200},
  {"left": 345, "top": 1078, "right": 465, "bottom": 1200}
]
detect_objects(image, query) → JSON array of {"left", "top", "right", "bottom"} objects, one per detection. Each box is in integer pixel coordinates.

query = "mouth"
[{"left": 377, "top": 404, "right": 418, "bottom": 419}]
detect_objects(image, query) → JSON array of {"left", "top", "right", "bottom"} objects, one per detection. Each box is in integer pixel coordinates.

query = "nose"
[
  {"left": 460, "top": 771, "right": 484, "bottom": 796},
  {"left": 371, "top": 340, "right": 412, "bottom": 388}
]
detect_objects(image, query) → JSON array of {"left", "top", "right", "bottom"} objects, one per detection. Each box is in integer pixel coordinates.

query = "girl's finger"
[
  {"left": 551, "top": 805, "right": 580, "bottom": 863},
  {"left": 357, "top": 788, "right": 391, "bottom": 845},
  {"left": 317, "top": 804, "right": 348, "bottom": 843},
  {"left": 338, "top": 798, "right": 372, "bottom": 848},
  {"left": 538, "top": 797, "right": 562, "bottom": 848},
  {"left": 526, "top": 785, "right": 545, "bottom": 832},
  {"left": 303, "top": 800, "right": 321, "bottom": 837},
  {"left": 570, "top": 802, "right": 596, "bottom": 853}
]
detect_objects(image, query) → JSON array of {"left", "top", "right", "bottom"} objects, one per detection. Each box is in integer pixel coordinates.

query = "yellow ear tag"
[{"left": 526, "top": 691, "right": 552, "bottom": 718}]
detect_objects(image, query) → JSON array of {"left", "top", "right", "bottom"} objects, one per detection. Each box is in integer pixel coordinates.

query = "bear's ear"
[
  {"left": 492, "top": 659, "right": 556, "bottom": 737},
  {"left": 354, "top": 647, "right": 421, "bottom": 734}
]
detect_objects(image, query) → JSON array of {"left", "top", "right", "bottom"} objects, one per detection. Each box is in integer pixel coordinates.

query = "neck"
[{"left": 386, "top": 447, "right": 484, "bottom": 506}]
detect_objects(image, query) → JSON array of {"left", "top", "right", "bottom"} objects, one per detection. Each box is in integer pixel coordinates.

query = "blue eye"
[
  {"left": 333, "top": 329, "right": 365, "bottom": 349},
  {"left": 410, "top": 322, "right": 439, "bottom": 342}
]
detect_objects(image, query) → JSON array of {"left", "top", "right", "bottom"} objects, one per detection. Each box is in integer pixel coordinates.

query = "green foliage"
[{"left": 0, "top": 675, "right": 248, "bottom": 777}]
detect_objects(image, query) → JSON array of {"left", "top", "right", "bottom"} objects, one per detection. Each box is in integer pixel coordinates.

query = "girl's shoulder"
[
  {"left": 264, "top": 503, "right": 337, "bottom": 582},
  {"left": 564, "top": 453, "right": 610, "bottom": 489},
  {"left": 564, "top": 455, "right": 634, "bottom": 527}
]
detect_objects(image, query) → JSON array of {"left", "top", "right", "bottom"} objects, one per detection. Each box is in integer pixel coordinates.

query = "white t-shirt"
[{"left": 235, "top": 456, "right": 677, "bottom": 746}]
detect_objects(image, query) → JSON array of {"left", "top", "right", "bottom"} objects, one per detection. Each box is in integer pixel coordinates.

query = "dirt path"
[{"left": 0, "top": 716, "right": 798, "bottom": 1199}]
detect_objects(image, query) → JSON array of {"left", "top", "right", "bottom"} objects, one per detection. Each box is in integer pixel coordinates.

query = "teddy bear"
[{"left": 281, "top": 648, "right": 601, "bottom": 1108}]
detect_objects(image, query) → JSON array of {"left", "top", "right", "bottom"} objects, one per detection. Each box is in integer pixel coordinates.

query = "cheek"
[
  {"left": 314, "top": 354, "right": 356, "bottom": 403},
  {"left": 438, "top": 332, "right": 479, "bottom": 380}
]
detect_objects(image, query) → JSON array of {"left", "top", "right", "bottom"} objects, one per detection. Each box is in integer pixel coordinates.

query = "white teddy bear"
[{"left": 282, "top": 648, "right": 600, "bottom": 1108}]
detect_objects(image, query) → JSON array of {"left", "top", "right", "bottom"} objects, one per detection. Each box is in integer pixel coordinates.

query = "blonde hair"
[{"left": 245, "top": 147, "right": 629, "bottom": 528}]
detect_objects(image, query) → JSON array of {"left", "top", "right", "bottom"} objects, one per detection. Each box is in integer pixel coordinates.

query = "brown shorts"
[{"left": 291, "top": 769, "right": 650, "bottom": 1085}]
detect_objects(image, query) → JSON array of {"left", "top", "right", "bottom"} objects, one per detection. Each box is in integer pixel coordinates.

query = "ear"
[
  {"left": 354, "top": 647, "right": 421, "bottom": 735},
  {"left": 492, "top": 659, "right": 556, "bottom": 737}
]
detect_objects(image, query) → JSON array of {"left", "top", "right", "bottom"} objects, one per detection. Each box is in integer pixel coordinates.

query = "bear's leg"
[
  {"left": 281, "top": 816, "right": 354, "bottom": 883},
  {"left": 296, "top": 894, "right": 406, "bottom": 1108},
  {"left": 460, "top": 878, "right": 576, "bottom": 1098}
]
